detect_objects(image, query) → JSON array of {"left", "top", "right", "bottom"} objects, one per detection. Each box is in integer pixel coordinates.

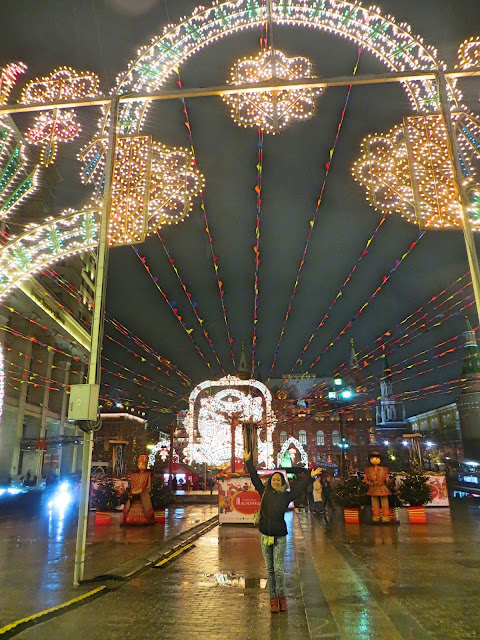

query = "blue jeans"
[{"left": 260, "top": 535, "right": 287, "bottom": 597}]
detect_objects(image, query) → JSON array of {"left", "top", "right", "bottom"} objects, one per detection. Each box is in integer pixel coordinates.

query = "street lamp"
[{"left": 327, "top": 380, "right": 354, "bottom": 477}]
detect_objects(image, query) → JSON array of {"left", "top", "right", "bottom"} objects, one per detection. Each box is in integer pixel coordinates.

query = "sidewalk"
[
  {"left": 7, "top": 500, "right": 480, "bottom": 640},
  {"left": 0, "top": 500, "right": 217, "bottom": 628}
]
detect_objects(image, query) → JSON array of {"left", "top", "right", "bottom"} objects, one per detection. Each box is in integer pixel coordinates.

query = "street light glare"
[
  {"left": 334, "top": 378, "right": 342, "bottom": 386},
  {"left": 341, "top": 389, "right": 352, "bottom": 399}
]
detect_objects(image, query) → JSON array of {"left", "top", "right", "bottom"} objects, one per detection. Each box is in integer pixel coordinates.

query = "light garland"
[
  {"left": 0, "top": 119, "right": 40, "bottom": 221},
  {"left": 456, "top": 37, "right": 480, "bottom": 70},
  {"left": 0, "top": 207, "right": 100, "bottom": 301},
  {"left": 223, "top": 48, "right": 322, "bottom": 133},
  {"left": 147, "top": 439, "right": 179, "bottom": 468},
  {"left": 20, "top": 67, "right": 99, "bottom": 166},
  {"left": 352, "top": 113, "right": 480, "bottom": 230},
  {"left": 277, "top": 436, "right": 308, "bottom": 468},
  {"left": 82, "top": 0, "right": 449, "bottom": 184},
  {"left": 184, "top": 375, "right": 276, "bottom": 468},
  {"left": 1, "top": 63, "right": 27, "bottom": 105}
]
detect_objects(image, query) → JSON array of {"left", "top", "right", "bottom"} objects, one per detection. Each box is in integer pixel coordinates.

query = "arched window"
[
  {"left": 332, "top": 430, "right": 340, "bottom": 445},
  {"left": 316, "top": 430, "right": 325, "bottom": 446},
  {"left": 280, "top": 431, "right": 287, "bottom": 445},
  {"left": 298, "top": 430, "right": 307, "bottom": 445}
]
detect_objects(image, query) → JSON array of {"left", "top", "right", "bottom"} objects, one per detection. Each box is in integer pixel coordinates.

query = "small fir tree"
[
  {"left": 90, "top": 478, "right": 118, "bottom": 511},
  {"left": 333, "top": 474, "right": 369, "bottom": 508},
  {"left": 398, "top": 473, "right": 432, "bottom": 507}
]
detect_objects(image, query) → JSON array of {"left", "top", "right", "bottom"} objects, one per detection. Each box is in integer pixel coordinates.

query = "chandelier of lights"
[
  {"left": 20, "top": 67, "right": 100, "bottom": 166},
  {"left": 352, "top": 38, "right": 480, "bottom": 229},
  {"left": 80, "top": 136, "right": 205, "bottom": 245},
  {"left": 352, "top": 112, "right": 480, "bottom": 230},
  {"left": 223, "top": 48, "right": 322, "bottom": 134},
  {"left": 184, "top": 376, "right": 276, "bottom": 468}
]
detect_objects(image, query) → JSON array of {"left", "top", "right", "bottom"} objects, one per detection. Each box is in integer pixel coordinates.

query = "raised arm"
[
  {"left": 243, "top": 451, "right": 265, "bottom": 495},
  {"left": 288, "top": 467, "right": 322, "bottom": 502}
]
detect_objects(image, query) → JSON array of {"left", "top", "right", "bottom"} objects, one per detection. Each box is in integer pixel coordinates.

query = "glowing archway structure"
[
  {"left": 184, "top": 375, "right": 276, "bottom": 468},
  {"left": 1, "top": 1, "right": 474, "bottom": 429},
  {"left": 3, "top": 1, "right": 460, "bottom": 300},
  {"left": 277, "top": 436, "right": 308, "bottom": 468}
]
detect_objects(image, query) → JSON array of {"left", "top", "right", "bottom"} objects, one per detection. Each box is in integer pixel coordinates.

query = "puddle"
[{"left": 199, "top": 572, "right": 267, "bottom": 589}]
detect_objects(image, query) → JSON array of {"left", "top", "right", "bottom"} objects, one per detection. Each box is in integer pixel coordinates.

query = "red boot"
[
  {"left": 279, "top": 596, "right": 287, "bottom": 612},
  {"left": 270, "top": 597, "right": 279, "bottom": 613}
]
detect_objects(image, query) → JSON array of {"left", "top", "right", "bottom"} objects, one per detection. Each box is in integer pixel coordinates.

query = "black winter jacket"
[{"left": 246, "top": 458, "right": 313, "bottom": 537}]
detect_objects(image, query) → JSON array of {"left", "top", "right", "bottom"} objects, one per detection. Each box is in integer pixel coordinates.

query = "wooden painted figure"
[
  {"left": 123, "top": 454, "right": 155, "bottom": 525},
  {"left": 364, "top": 451, "right": 391, "bottom": 524}
]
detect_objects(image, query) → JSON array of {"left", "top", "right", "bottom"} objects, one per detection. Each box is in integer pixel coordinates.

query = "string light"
[
  {"left": 223, "top": 48, "right": 322, "bottom": 133},
  {"left": 184, "top": 375, "right": 276, "bottom": 468},
  {"left": 20, "top": 67, "right": 99, "bottom": 166}
]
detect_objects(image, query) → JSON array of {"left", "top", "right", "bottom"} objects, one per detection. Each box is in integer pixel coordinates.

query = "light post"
[
  {"left": 425, "top": 441, "right": 434, "bottom": 471},
  {"left": 328, "top": 380, "right": 353, "bottom": 478}
]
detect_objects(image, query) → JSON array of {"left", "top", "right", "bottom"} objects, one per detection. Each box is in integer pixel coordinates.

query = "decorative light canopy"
[
  {"left": 147, "top": 439, "right": 179, "bottom": 468},
  {"left": 0, "top": 63, "right": 27, "bottom": 105},
  {"left": 223, "top": 48, "right": 322, "bottom": 133},
  {"left": 352, "top": 113, "right": 480, "bottom": 230},
  {"left": 457, "top": 37, "right": 480, "bottom": 70},
  {"left": 184, "top": 375, "right": 276, "bottom": 468},
  {"left": 0, "top": 208, "right": 100, "bottom": 301},
  {"left": 82, "top": 0, "right": 449, "bottom": 183},
  {"left": 20, "top": 67, "right": 100, "bottom": 166},
  {"left": 0, "top": 120, "right": 40, "bottom": 221}
]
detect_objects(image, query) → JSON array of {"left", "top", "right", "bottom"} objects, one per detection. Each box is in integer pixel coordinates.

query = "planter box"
[
  {"left": 344, "top": 508, "right": 360, "bottom": 524},
  {"left": 154, "top": 509, "right": 166, "bottom": 523},
  {"left": 407, "top": 506, "right": 426, "bottom": 524},
  {"left": 95, "top": 511, "right": 111, "bottom": 525}
]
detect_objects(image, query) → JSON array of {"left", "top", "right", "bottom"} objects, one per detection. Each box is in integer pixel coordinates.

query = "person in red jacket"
[{"left": 243, "top": 450, "right": 321, "bottom": 613}]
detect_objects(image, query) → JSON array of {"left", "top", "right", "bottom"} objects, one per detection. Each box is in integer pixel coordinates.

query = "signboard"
[{"left": 217, "top": 470, "right": 288, "bottom": 524}]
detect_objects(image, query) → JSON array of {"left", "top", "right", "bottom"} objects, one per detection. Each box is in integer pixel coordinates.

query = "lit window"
[
  {"left": 316, "top": 430, "right": 325, "bottom": 446},
  {"left": 299, "top": 430, "right": 307, "bottom": 445},
  {"left": 332, "top": 430, "right": 340, "bottom": 445}
]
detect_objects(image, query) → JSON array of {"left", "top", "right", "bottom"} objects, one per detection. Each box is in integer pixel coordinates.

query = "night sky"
[{"left": 2, "top": 0, "right": 480, "bottom": 427}]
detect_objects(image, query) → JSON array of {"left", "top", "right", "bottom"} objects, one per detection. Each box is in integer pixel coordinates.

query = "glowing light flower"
[{"left": 223, "top": 49, "right": 323, "bottom": 133}]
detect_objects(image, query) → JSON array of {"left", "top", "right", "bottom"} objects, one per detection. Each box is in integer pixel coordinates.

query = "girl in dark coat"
[{"left": 243, "top": 450, "right": 322, "bottom": 613}]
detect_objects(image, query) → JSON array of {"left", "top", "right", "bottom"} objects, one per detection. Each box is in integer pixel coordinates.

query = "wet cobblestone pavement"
[
  {"left": 0, "top": 501, "right": 216, "bottom": 626},
  {"left": 7, "top": 500, "right": 480, "bottom": 639}
]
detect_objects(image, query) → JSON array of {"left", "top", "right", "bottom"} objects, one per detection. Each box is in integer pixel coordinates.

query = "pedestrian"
[
  {"left": 171, "top": 475, "right": 177, "bottom": 492},
  {"left": 243, "top": 449, "right": 321, "bottom": 613},
  {"left": 321, "top": 476, "right": 334, "bottom": 513},
  {"left": 312, "top": 473, "right": 323, "bottom": 515}
]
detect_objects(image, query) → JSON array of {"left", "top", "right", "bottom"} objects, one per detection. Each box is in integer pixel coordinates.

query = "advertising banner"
[{"left": 217, "top": 470, "right": 288, "bottom": 524}]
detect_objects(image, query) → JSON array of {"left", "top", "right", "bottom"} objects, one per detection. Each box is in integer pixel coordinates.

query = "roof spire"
[
  {"left": 349, "top": 337, "right": 359, "bottom": 369},
  {"left": 463, "top": 316, "right": 480, "bottom": 376},
  {"left": 238, "top": 342, "right": 249, "bottom": 380}
]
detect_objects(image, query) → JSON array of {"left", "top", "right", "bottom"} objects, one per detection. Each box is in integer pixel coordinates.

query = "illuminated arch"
[
  {"left": 0, "top": 207, "right": 100, "bottom": 301},
  {"left": 184, "top": 374, "right": 276, "bottom": 468},
  {"left": 81, "top": 0, "right": 448, "bottom": 188},
  {"left": 277, "top": 436, "right": 308, "bottom": 467}
]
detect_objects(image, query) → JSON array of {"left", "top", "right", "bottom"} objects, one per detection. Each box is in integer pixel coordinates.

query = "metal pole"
[
  {"left": 436, "top": 72, "right": 480, "bottom": 325},
  {"left": 168, "top": 423, "right": 174, "bottom": 490},
  {"left": 73, "top": 96, "right": 119, "bottom": 586},
  {"left": 339, "top": 409, "right": 346, "bottom": 478},
  {"left": 231, "top": 418, "right": 236, "bottom": 473}
]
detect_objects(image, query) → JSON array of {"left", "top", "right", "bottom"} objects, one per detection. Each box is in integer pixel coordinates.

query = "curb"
[
  {"left": 86, "top": 515, "right": 218, "bottom": 580},
  {"left": 0, "top": 515, "right": 218, "bottom": 638}
]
